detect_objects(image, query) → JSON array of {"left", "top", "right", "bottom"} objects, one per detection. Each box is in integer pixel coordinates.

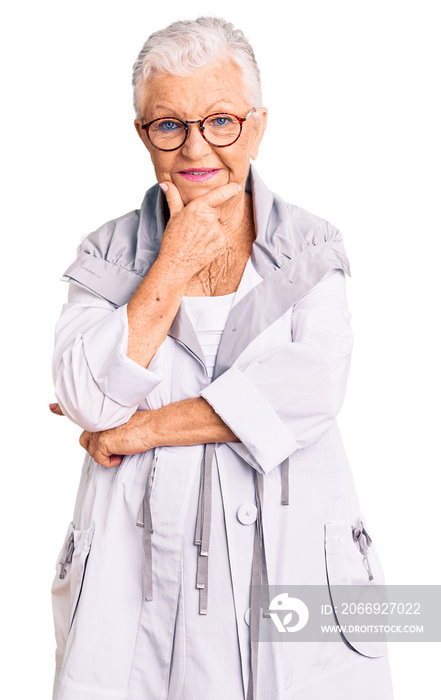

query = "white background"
[{"left": 1, "top": 0, "right": 440, "bottom": 697}]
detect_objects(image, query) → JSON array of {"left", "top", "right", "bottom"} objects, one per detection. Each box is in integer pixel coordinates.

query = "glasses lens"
[
  {"left": 148, "top": 118, "right": 186, "bottom": 150},
  {"left": 202, "top": 114, "right": 241, "bottom": 146}
]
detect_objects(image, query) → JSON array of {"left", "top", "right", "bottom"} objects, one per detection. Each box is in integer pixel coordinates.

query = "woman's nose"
[{"left": 180, "top": 123, "right": 213, "bottom": 159}]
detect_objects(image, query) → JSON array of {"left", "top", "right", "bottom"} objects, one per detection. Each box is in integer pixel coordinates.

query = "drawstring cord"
[
  {"left": 280, "top": 457, "right": 289, "bottom": 506},
  {"left": 194, "top": 443, "right": 215, "bottom": 614},
  {"left": 137, "top": 450, "right": 157, "bottom": 601}
]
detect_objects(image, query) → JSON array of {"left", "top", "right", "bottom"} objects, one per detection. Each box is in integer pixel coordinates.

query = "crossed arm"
[
  {"left": 51, "top": 269, "right": 352, "bottom": 474},
  {"left": 50, "top": 398, "right": 238, "bottom": 468}
]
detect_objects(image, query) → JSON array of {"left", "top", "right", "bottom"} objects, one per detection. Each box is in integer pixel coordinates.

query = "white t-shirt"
[{"left": 181, "top": 292, "right": 236, "bottom": 380}]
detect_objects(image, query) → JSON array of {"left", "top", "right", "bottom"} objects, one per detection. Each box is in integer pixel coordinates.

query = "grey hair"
[{"left": 132, "top": 16, "right": 262, "bottom": 118}]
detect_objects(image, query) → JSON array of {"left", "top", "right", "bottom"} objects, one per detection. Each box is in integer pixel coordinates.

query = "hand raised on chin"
[{"left": 157, "top": 179, "right": 243, "bottom": 280}]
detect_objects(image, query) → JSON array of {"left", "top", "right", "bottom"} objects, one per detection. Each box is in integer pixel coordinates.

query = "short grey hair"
[{"left": 132, "top": 16, "right": 262, "bottom": 118}]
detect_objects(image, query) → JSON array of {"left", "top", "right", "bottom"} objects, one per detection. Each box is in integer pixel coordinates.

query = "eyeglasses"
[{"left": 141, "top": 108, "right": 256, "bottom": 151}]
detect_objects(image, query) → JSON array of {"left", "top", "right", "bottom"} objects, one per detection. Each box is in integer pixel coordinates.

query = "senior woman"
[{"left": 50, "top": 16, "right": 394, "bottom": 700}]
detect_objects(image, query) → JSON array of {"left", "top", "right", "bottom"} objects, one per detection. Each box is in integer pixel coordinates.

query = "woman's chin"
[{"left": 174, "top": 176, "right": 224, "bottom": 205}]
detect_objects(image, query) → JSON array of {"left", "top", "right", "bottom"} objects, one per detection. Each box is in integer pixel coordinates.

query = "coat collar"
[{"left": 135, "top": 163, "right": 351, "bottom": 281}]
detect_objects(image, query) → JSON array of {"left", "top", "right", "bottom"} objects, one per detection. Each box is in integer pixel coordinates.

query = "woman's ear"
[
  {"left": 250, "top": 108, "right": 268, "bottom": 161},
  {"left": 134, "top": 119, "right": 148, "bottom": 147}
]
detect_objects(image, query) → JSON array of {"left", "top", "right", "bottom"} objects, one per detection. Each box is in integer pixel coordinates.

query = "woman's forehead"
[{"left": 140, "top": 58, "right": 249, "bottom": 119}]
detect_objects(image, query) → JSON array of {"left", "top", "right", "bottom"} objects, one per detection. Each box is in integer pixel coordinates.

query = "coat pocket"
[
  {"left": 324, "top": 515, "right": 388, "bottom": 658},
  {"left": 51, "top": 522, "right": 95, "bottom": 667}
]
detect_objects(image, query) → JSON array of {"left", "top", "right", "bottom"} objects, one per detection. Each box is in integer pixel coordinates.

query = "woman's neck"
[{"left": 185, "top": 192, "right": 255, "bottom": 297}]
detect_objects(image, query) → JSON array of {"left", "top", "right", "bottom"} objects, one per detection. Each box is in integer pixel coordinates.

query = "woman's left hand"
[
  {"left": 49, "top": 403, "right": 154, "bottom": 467},
  {"left": 79, "top": 412, "right": 155, "bottom": 468}
]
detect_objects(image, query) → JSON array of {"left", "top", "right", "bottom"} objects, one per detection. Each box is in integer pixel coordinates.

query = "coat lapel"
[
  {"left": 213, "top": 167, "right": 351, "bottom": 379},
  {"left": 213, "top": 243, "right": 348, "bottom": 379}
]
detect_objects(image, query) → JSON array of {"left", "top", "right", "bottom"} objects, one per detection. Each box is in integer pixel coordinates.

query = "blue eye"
[
  {"left": 158, "top": 120, "right": 181, "bottom": 132},
  {"left": 204, "top": 115, "right": 236, "bottom": 131},
  {"left": 213, "top": 116, "right": 233, "bottom": 127}
]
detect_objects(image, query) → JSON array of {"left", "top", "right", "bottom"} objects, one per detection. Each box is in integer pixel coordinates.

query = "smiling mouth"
[
  {"left": 178, "top": 169, "right": 221, "bottom": 181},
  {"left": 179, "top": 168, "right": 219, "bottom": 174}
]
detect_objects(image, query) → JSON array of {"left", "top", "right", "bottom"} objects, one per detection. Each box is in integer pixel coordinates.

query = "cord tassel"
[
  {"left": 352, "top": 521, "right": 374, "bottom": 581},
  {"left": 58, "top": 530, "right": 75, "bottom": 580}
]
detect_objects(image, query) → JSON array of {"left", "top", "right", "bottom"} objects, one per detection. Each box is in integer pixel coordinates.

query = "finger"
[
  {"left": 92, "top": 448, "right": 122, "bottom": 469},
  {"left": 79, "top": 431, "right": 90, "bottom": 451},
  {"left": 106, "top": 454, "right": 123, "bottom": 468},
  {"left": 159, "top": 181, "right": 184, "bottom": 217},
  {"left": 49, "top": 403, "right": 65, "bottom": 416},
  {"left": 198, "top": 182, "right": 242, "bottom": 209}
]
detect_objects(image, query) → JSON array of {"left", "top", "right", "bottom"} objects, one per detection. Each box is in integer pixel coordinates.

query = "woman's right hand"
[
  {"left": 125, "top": 180, "right": 241, "bottom": 370},
  {"left": 156, "top": 180, "right": 242, "bottom": 280}
]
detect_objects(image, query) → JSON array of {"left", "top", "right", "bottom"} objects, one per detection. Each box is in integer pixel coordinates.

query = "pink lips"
[{"left": 178, "top": 168, "right": 221, "bottom": 182}]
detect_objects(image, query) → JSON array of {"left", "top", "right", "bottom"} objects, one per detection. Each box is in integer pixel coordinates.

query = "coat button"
[
  {"left": 244, "top": 607, "right": 264, "bottom": 627},
  {"left": 237, "top": 503, "right": 257, "bottom": 525},
  {"left": 244, "top": 607, "right": 251, "bottom": 626}
]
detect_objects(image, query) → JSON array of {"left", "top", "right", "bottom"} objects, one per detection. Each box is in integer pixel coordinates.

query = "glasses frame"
[{"left": 141, "top": 108, "right": 256, "bottom": 151}]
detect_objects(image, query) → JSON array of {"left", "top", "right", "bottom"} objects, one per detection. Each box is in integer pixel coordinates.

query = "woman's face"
[{"left": 134, "top": 57, "right": 267, "bottom": 206}]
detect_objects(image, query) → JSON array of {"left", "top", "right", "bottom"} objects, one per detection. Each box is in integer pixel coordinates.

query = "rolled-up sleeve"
[
  {"left": 52, "top": 284, "right": 164, "bottom": 431},
  {"left": 201, "top": 269, "right": 353, "bottom": 474}
]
